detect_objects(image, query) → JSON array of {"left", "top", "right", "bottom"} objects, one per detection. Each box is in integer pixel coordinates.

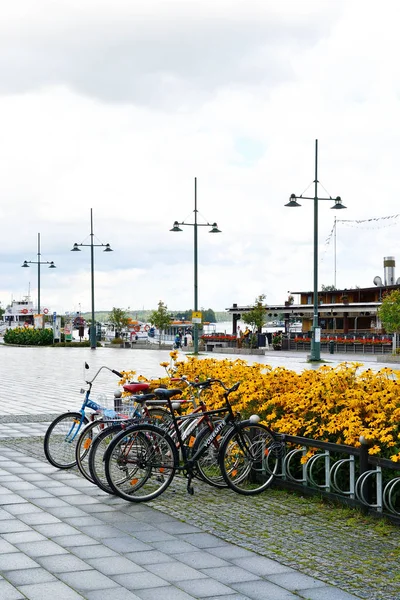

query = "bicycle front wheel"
[
  {"left": 88, "top": 423, "right": 126, "bottom": 494},
  {"left": 44, "top": 412, "right": 89, "bottom": 469},
  {"left": 219, "top": 423, "right": 278, "bottom": 495},
  {"left": 104, "top": 423, "right": 178, "bottom": 502},
  {"left": 75, "top": 419, "right": 114, "bottom": 483}
]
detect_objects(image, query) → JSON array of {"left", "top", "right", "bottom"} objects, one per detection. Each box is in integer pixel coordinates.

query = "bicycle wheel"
[
  {"left": 88, "top": 423, "right": 126, "bottom": 494},
  {"left": 75, "top": 419, "right": 115, "bottom": 484},
  {"left": 191, "top": 423, "right": 230, "bottom": 488},
  {"left": 219, "top": 422, "right": 278, "bottom": 495},
  {"left": 88, "top": 409, "right": 172, "bottom": 494},
  {"left": 104, "top": 423, "right": 178, "bottom": 502},
  {"left": 44, "top": 412, "right": 89, "bottom": 469}
]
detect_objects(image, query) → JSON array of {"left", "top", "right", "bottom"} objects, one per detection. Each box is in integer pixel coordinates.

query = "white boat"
[{"left": 4, "top": 298, "right": 43, "bottom": 328}]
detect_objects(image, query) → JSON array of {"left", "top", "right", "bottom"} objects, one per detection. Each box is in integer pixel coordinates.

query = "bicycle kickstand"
[{"left": 186, "top": 473, "right": 195, "bottom": 496}]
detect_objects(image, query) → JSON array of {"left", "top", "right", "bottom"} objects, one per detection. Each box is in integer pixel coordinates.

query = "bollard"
[{"left": 329, "top": 340, "right": 335, "bottom": 354}]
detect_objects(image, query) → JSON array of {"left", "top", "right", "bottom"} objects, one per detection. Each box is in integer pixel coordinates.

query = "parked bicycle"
[
  {"left": 103, "top": 378, "right": 282, "bottom": 502},
  {"left": 43, "top": 363, "right": 155, "bottom": 469}
]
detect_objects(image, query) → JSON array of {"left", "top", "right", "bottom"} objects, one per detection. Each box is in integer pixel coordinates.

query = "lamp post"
[
  {"left": 71, "top": 208, "right": 113, "bottom": 349},
  {"left": 170, "top": 177, "right": 221, "bottom": 354},
  {"left": 22, "top": 233, "right": 56, "bottom": 317},
  {"left": 285, "top": 139, "right": 346, "bottom": 361}
]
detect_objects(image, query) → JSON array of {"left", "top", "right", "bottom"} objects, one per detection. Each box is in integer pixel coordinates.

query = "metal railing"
[{"left": 270, "top": 434, "right": 400, "bottom": 521}]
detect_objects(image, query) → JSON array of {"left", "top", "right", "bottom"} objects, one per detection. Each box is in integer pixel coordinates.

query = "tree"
[
  {"left": 149, "top": 301, "right": 172, "bottom": 347},
  {"left": 242, "top": 294, "right": 267, "bottom": 347},
  {"left": 321, "top": 284, "right": 337, "bottom": 291},
  {"left": 378, "top": 290, "right": 400, "bottom": 350},
  {"left": 108, "top": 307, "right": 130, "bottom": 338}
]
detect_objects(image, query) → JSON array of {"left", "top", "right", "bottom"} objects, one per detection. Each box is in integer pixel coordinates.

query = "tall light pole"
[
  {"left": 22, "top": 233, "right": 56, "bottom": 317},
  {"left": 285, "top": 139, "right": 346, "bottom": 361},
  {"left": 71, "top": 208, "right": 113, "bottom": 349},
  {"left": 170, "top": 177, "right": 221, "bottom": 354}
]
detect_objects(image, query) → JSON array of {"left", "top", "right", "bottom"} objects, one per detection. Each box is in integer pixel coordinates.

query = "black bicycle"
[{"left": 103, "top": 378, "right": 282, "bottom": 502}]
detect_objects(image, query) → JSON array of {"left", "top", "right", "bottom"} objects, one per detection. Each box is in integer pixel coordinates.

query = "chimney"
[{"left": 384, "top": 256, "right": 396, "bottom": 285}]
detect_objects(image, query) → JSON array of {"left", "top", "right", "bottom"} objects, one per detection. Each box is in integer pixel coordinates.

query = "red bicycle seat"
[{"left": 123, "top": 382, "right": 150, "bottom": 394}]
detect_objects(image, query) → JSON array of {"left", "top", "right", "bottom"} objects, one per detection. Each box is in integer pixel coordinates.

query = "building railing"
[{"left": 287, "top": 334, "right": 393, "bottom": 354}]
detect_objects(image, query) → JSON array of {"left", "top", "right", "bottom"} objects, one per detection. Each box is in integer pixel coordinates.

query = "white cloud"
[{"left": 1, "top": 0, "right": 400, "bottom": 320}]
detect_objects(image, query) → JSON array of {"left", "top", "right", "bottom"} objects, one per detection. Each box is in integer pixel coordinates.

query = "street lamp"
[
  {"left": 285, "top": 139, "right": 346, "bottom": 362},
  {"left": 170, "top": 177, "right": 221, "bottom": 354},
  {"left": 71, "top": 208, "right": 113, "bottom": 349},
  {"left": 22, "top": 233, "right": 56, "bottom": 316}
]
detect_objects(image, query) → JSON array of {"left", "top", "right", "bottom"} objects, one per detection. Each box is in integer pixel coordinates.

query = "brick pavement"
[{"left": 0, "top": 344, "right": 398, "bottom": 599}]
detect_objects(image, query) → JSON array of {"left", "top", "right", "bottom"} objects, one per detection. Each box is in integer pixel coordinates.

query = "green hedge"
[{"left": 4, "top": 327, "right": 54, "bottom": 346}]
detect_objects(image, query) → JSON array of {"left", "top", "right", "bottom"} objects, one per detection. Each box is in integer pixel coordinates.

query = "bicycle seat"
[
  {"left": 123, "top": 393, "right": 156, "bottom": 405},
  {"left": 153, "top": 388, "right": 183, "bottom": 399},
  {"left": 123, "top": 382, "right": 150, "bottom": 394}
]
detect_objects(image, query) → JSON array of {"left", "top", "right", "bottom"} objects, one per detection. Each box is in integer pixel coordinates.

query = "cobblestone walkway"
[{"left": 1, "top": 422, "right": 399, "bottom": 600}]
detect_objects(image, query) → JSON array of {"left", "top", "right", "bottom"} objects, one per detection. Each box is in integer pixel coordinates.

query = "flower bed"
[{"left": 121, "top": 354, "right": 400, "bottom": 463}]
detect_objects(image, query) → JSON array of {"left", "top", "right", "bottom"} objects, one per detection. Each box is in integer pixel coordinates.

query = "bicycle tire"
[
  {"left": 88, "top": 422, "right": 126, "bottom": 494},
  {"left": 44, "top": 412, "right": 89, "bottom": 469},
  {"left": 104, "top": 423, "right": 178, "bottom": 502},
  {"left": 218, "top": 422, "right": 278, "bottom": 495},
  {"left": 191, "top": 423, "right": 230, "bottom": 488},
  {"left": 88, "top": 408, "right": 173, "bottom": 494},
  {"left": 75, "top": 418, "right": 116, "bottom": 483}
]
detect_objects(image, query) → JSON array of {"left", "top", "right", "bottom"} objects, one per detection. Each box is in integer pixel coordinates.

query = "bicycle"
[
  {"left": 87, "top": 376, "right": 213, "bottom": 494},
  {"left": 103, "top": 379, "right": 282, "bottom": 502},
  {"left": 43, "top": 363, "right": 152, "bottom": 469}
]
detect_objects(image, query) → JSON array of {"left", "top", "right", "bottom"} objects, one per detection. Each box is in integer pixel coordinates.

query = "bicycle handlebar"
[{"left": 170, "top": 376, "right": 240, "bottom": 394}]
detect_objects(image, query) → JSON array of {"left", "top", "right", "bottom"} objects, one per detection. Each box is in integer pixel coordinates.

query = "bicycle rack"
[
  {"left": 383, "top": 477, "right": 400, "bottom": 515},
  {"left": 306, "top": 451, "right": 331, "bottom": 491},
  {"left": 282, "top": 447, "right": 307, "bottom": 485},
  {"left": 329, "top": 456, "right": 356, "bottom": 498},
  {"left": 355, "top": 467, "right": 383, "bottom": 512}
]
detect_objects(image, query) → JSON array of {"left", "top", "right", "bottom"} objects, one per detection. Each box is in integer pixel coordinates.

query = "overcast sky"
[{"left": 1, "top": 0, "right": 400, "bottom": 318}]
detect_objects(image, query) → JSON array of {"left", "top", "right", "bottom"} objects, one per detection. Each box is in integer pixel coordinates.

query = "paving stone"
[
  {"left": 0, "top": 579, "right": 25, "bottom": 600},
  {"left": 16, "top": 540, "right": 69, "bottom": 558},
  {"left": 176, "top": 578, "right": 237, "bottom": 597},
  {"left": 3, "top": 531, "right": 46, "bottom": 544},
  {"left": 298, "top": 587, "right": 363, "bottom": 600},
  {"left": 231, "top": 580, "right": 301, "bottom": 599},
  {"left": 58, "top": 569, "right": 120, "bottom": 592},
  {"left": 17, "top": 580, "right": 86, "bottom": 600},
  {"left": 232, "top": 555, "right": 295, "bottom": 576},
  {"left": 86, "top": 556, "right": 145, "bottom": 575},
  {"left": 18, "top": 512, "right": 62, "bottom": 525},
  {"left": 37, "top": 553, "right": 93, "bottom": 573},
  {"left": 267, "top": 571, "right": 327, "bottom": 591},
  {"left": 178, "top": 532, "right": 230, "bottom": 549},
  {"left": 0, "top": 552, "right": 40, "bottom": 570},
  {"left": 102, "top": 536, "right": 151, "bottom": 553},
  {"left": 77, "top": 524, "right": 124, "bottom": 539},
  {"left": 200, "top": 566, "right": 259, "bottom": 585},
  {"left": 33, "top": 522, "right": 80, "bottom": 538},
  {"left": 124, "top": 550, "right": 177, "bottom": 566},
  {"left": 132, "top": 529, "right": 176, "bottom": 543},
  {"left": 2, "top": 566, "right": 56, "bottom": 585},
  {"left": 0, "top": 539, "right": 18, "bottom": 553},
  {"left": 174, "top": 550, "right": 230, "bottom": 569},
  {"left": 0, "top": 520, "right": 31, "bottom": 534},
  {"left": 85, "top": 589, "right": 143, "bottom": 600},
  {"left": 52, "top": 533, "right": 99, "bottom": 547},
  {"left": 146, "top": 561, "right": 208, "bottom": 582},
  {"left": 68, "top": 545, "right": 118, "bottom": 560},
  {"left": 1, "top": 503, "right": 42, "bottom": 516},
  {"left": 135, "top": 586, "right": 197, "bottom": 600},
  {"left": 112, "top": 571, "right": 169, "bottom": 590},
  {"left": 150, "top": 539, "right": 200, "bottom": 554}
]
